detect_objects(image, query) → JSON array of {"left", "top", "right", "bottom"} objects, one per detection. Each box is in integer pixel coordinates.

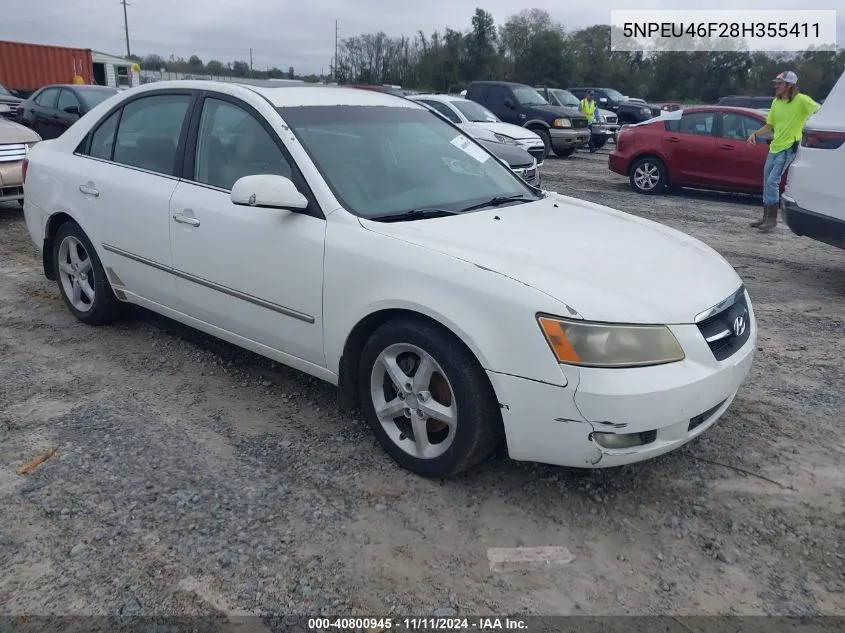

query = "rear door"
[
  {"left": 714, "top": 111, "right": 770, "bottom": 191},
  {"left": 662, "top": 110, "right": 718, "bottom": 186},
  {"left": 32, "top": 87, "right": 60, "bottom": 138}
]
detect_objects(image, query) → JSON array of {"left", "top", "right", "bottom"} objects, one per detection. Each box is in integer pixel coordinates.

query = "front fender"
[
  {"left": 522, "top": 119, "right": 552, "bottom": 130},
  {"left": 322, "top": 216, "right": 570, "bottom": 387}
]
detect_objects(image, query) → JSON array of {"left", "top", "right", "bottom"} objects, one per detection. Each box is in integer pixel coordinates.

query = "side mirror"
[
  {"left": 230, "top": 174, "right": 308, "bottom": 211},
  {"left": 64, "top": 105, "right": 80, "bottom": 116},
  {"left": 503, "top": 97, "right": 516, "bottom": 109}
]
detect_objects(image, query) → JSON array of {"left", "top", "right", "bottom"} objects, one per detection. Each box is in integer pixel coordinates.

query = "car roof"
[
  {"left": 469, "top": 81, "right": 530, "bottom": 88},
  {"left": 409, "top": 93, "right": 466, "bottom": 102},
  {"left": 680, "top": 105, "right": 766, "bottom": 116},
  {"left": 111, "top": 80, "right": 423, "bottom": 109}
]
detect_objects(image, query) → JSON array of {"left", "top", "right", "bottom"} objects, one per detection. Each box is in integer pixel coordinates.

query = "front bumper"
[
  {"left": 0, "top": 160, "right": 24, "bottom": 203},
  {"left": 487, "top": 302, "right": 756, "bottom": 468},
  {"left": 515, "top": 139, "right": 546, "bottom": 166},
  {"left": 781, "top": 195, "right": 845, "bottom": 250},
  {"left": 591, "top": 123, "right": 620, "bottom": 137},
  {"left": 549, "top": 127, "right": 591, "bottom": 150}
]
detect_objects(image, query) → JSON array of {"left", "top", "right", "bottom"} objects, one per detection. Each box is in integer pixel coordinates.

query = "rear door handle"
[
  {"left": 78, "top": 184, "right": 99, "bottom": 197},
  {"left": 718, "top": 144, "right": 735, "bottom": 150},
  {"left": 665, "top": 136, "right": 680, "bottom": 142},
  {"left": 172, "top": 213, "right": 200, "bottom": 227}
]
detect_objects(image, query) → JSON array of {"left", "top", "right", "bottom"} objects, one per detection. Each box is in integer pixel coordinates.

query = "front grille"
[
  {"left": 688, "top": 400, "right": 727, "bottom": 433},
  {"left": 0, "top": 185, "right": 23, "bottom": 198},
  {"left": 0, "top": 143, "right": 27, "bottom": 163},
  {"left": 606, "top": 115, "right": 618, "bottom": 124},
  {"left": 521, "top": 167, "right": 537, "bottom": 183},
  {"left": 571, "top": 118, "right": 588, "bottom": 129},
  {"left": 528, "top": 147, "right": 545, "bottom": 163},
  {"left": 695, "top": 288, "right": 751, "bottom": 361}
]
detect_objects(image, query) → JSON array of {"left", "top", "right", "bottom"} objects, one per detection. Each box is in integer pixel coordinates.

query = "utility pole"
[
  {"left": 249, "top": 48, "right": 254, "bottom": 77},
  {"left": 121, "top": 0, "right": 131, "bottom": 57},
  {"left": 334, "top": 20, "right": 339, "bottom": 82}
]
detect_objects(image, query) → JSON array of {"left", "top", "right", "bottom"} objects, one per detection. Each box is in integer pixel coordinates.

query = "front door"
[
  {"left": 31, "top": 87, "right": 60, "bottom": 139},
  {"left": 168, "top": 94, "right": 326, "bottom": 367}
]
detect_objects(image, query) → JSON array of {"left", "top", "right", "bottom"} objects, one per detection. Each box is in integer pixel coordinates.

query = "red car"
[{"left": 609, "top": 106, "right": 787, "bottom": 195}]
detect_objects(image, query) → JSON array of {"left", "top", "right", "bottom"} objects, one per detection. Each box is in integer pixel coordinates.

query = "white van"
[{"left": 781, "top": 70, "right": 845, "bottom": 250}]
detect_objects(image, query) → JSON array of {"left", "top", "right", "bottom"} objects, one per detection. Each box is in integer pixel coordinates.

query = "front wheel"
[
  {"left": 554, "top": 147, "right": 576, "bottom": 158},
  {"left": 629, "top": 156, "right": 667, "bottom": 194},
  {"left": 53, "top": 220, "right": 124, "bottom": 325},
  {"left": 535, "top": 128, "right": 552, "bottom": 158},
  {"left": 358, "top": 319, "right": 503, "bottom": 478}
]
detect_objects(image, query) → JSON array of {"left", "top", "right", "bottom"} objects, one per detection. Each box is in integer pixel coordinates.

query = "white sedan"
[
  {"left": 409, "top": 94, "right": 546, "bottom": 166},
  {"left": 21, "top": 81, "right": 756, "bottom": 478}
]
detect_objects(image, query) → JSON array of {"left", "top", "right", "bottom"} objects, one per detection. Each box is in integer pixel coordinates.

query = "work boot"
[
  {"left": 758, "top": 204, "right": 779, "bottom": 232},
  {"left": 749, "top": 206, "right": 768, "bottom": 228}
]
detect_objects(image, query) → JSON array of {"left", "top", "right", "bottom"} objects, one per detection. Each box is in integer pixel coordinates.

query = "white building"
[{"left": 91, "top": 51, "right": 141, "bottom": 90}]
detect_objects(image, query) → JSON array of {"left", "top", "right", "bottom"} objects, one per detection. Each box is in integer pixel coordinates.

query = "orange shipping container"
[{"left": 0, "top": 40, "right": 93, "bottom": 91}]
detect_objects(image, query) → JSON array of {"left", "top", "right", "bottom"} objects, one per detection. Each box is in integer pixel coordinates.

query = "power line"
[
  {"left": 249, "top": 47, "right": 253, "bottom": 77},
  {"left": 334, "top": 19, "right": 338, "bottom": 81},
  {"left": 120, "top": 0, "right": 131, "bottom": 56}
]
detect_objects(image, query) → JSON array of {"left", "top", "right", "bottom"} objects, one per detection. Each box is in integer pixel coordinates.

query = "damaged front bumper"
[{"left": 485, "top": 322, "right": 756, "bottom": 468}]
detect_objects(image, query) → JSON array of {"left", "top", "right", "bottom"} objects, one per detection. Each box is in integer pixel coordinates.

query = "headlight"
[
  {"left": 553, "top": 118, "right": 572, "bottom": 128},
  {"left": 641, "top": 107, "right": 652, "bottom": 115},
  {"left": 537, "top": 315, "right": 685, "bottom": 368},
  {"left": 493, "top": 133, "right": 519, "bottom": 145}
]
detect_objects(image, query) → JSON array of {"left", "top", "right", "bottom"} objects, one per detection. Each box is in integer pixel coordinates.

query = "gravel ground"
[{"left": 1, "top": 147, "right": 844, "bottom": 619}]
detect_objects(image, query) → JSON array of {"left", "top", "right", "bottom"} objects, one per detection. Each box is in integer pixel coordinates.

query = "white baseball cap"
[{"left": 773, "top": 71, "right": 798, "bottom": 84}]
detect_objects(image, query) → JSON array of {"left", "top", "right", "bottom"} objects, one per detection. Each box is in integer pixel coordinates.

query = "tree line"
[{"left": 132, "top": 8, "right": 845, "bottom": 103}]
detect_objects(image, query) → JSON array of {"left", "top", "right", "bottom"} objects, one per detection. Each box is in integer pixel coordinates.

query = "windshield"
[
  {"left": 550, "top": 89, "right": 580, "bottom": 108},
  {"left": 604, "top": 89, "right": 627, "bottom": 101},
  {"left": 513, "top": 87, "right": 548, "bottom": 106},
  {"left": 79, "top": 88, "right": 118, "bottom": 109},
  {"left": 452, "top": 99, "right": 499, "bottom": 122},
  {"left": 0, "top": 84, "right": 11, "bottom": 97},
  {"left": 278, "top": 105, "right": 538, "bottom": 219}
]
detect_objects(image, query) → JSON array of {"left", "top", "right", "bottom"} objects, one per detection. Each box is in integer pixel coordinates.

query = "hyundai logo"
[{"left": 732, "top": 314, "right": 747, "bottom": 337}]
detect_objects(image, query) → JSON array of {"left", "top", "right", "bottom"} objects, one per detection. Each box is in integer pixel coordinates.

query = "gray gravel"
[{"left": 1, "top": 146, "right": 844, "bottom": 617}]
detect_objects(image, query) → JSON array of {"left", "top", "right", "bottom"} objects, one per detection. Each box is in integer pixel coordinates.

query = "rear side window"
[
  {"left": 57, "top": 89, "right": 79, "bottom": 112},
  {"left": 112, "top": 94, "right": 191, "bottom": 175},
  {"left": 88, "top": 110, "right": 120, "bottom": 160},
  {"left": 35, "top": 88, "right": 59, "bottom": 108},
  {"left": 486, "top": 86, "right": 509, "bottom": 106},
  {"left": 676, "top": 111, "right": 715, "bottom": 135}
]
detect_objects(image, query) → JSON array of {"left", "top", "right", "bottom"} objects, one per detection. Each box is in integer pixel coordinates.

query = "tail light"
[
  {"left": 801, "top": 130, "right": 845, "bottom": 150},
  {"left": 22, "top": 158, "right": 28, "bottom": 183}
]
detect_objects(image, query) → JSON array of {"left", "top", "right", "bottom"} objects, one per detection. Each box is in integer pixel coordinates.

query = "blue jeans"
[{"left": 762, "top": 147, "right": 796, "bottom": 206}]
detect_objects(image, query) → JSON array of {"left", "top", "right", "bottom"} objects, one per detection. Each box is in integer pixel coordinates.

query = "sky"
[{"left": 3, "top": 0, "right": 843, "bottom": 75}]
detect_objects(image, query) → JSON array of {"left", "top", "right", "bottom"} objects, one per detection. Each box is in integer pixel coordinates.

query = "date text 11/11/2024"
[{"left": 307, "top": 617, "right": 529, "bottom": 630}]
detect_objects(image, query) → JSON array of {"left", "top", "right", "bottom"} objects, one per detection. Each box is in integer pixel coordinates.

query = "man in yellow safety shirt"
[
  {"left": 580, "top": 90, "right": 599, "bottom": 153},
  {"left": 747, "top": 71, "right": 820, "bottom": 232}
]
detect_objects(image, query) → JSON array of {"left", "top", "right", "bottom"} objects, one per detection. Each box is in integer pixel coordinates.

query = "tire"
[
  {"left": 535, "top": 128, "right": 552, "bottom": 158},
  {"left": 52, "top": 220, "right": 124, "bottom": 325},
  {"left": 593, "top": 137, "right": 607, "bottom": 150},
  {"left": 629, "top": 156, "right": 667, "bottom": 194},
  {"left": 358, "top": 318, "right": 503, "bottom": 478},
  {"left": 554, "top": 147, "right": 576, "bottom": 158}
]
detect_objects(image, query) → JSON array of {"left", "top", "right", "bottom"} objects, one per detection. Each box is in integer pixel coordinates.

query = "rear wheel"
[
  {"left": 358, "top": 319, "right": 503, "bottom": 478},
  {"left": 629, "top": 156, "right": 667, "bottom": 194},
  {"left": 592, "top": 137, "right": 607, "bottom": 150},
  {"left": 554, "top": 147, "right": 576, "bottom": 158},
  {"left": 53, "top": 221, "right": 124, "bottom": 325}
]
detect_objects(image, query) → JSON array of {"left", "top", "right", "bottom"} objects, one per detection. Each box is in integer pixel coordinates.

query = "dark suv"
[
  {"left": 568, "top": 87, "right": 662, "bottom": 124},
  {"left": 716, "top": 95, "right": 773, "bottom": 110},
  {"left": 464, "top": 81, "right": 590, "bottom": 157}
]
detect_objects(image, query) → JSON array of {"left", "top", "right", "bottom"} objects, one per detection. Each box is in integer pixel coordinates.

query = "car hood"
[
  {"left": 0, "top": 117, "right": 41, "bottom": 143},
  {"left": 528, "top": 104, "right": 587, "bottom": 120},
  {"left": 475, "top": 139, "right": 534, "bottom": 168},
  {"left": 0, "top": 94, "right": 22, "bottom": 105},
  {"left": 359, "top": 192, "right": 741, "bottom": 324},
  {"left": 468, "top": 121, "right": 541, "bottom": 142}
]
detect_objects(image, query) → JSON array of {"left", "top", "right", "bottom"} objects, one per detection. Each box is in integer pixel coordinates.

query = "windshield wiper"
[
  {"left": 367, "top": 208, "right": 461, "bottom": 223},
  {"left": 459, "top": 194, "right": 537, "bottom": 213}
]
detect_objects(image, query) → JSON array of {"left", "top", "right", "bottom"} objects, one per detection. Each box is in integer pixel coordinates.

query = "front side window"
[
  {"left": 112, "top": 94, "right": 191, "bottom": 174},
  {"left": 57, "top": 89, "right": 80, "bottom": 112},
  {"left": 451, "top": 99, "right": 498, "bottom": 123},
  {"left": 279, "top": 105, "right": 538, "bottom": 219},
  {"left": 720, "top": 113, "right": 761, "bottom": 141},
  {"left": 419, "top": 100, "right": 461, "bottom": 124},
  {"left": 550, "top": 89, "right": 580, "bottom": 108},
  {"left": 194, "top": 98, "right": 292, "bottom": 191}
]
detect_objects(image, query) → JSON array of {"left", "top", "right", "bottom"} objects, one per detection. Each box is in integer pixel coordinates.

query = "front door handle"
[
  {"left": 718, "top": 144, "right": 735, "bottom": 150},
  {"left": 78, "top": 184, "right": 99, "bottom": 197},
  {"left": 665, "top": 136, "right": 680, "bottom": 142},
  {"left": 172, "top": 213, "right": 200, "bottom": 227}
]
